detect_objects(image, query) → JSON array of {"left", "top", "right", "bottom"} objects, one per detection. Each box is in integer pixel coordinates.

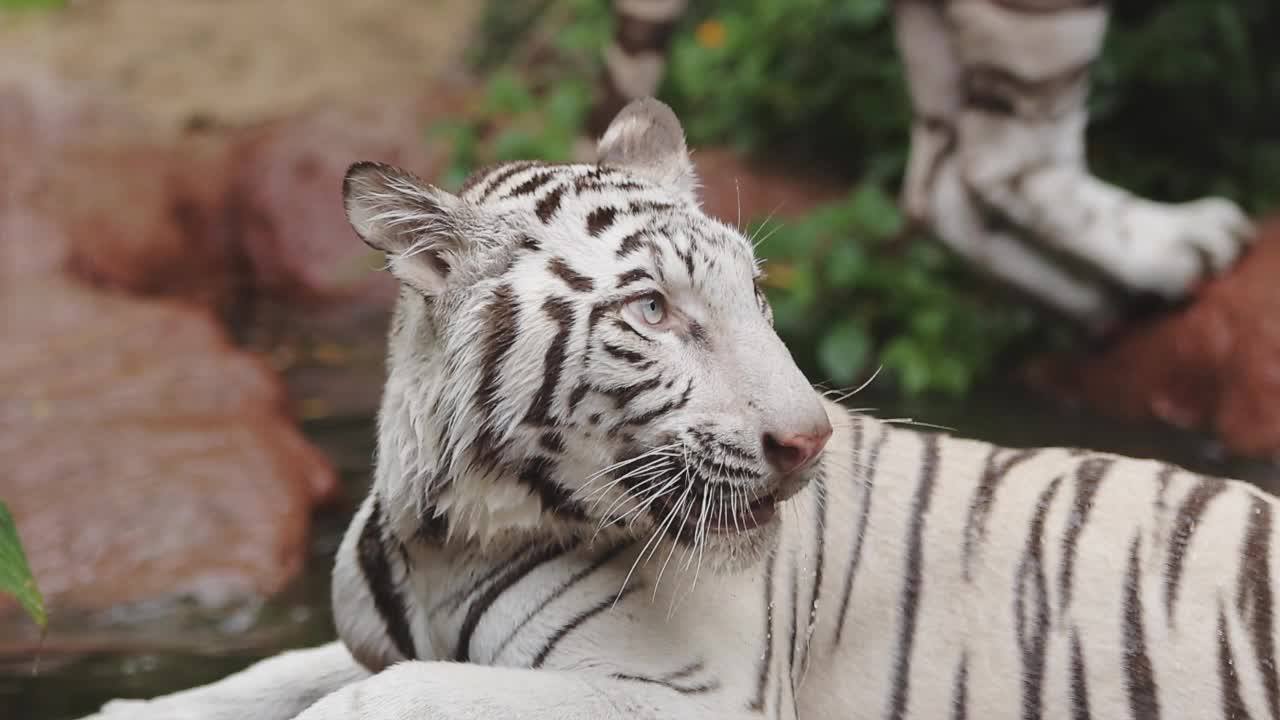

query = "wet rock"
[
  {"left": 0, "top": 73, "right": 338, "bottom": 624},
  {"left": 0, "top": 275, "right": 338, "bottom": 619},
  {"left": 60, "top": 139, "right": 243, "bottom": 316},
  {"left": 1025, "top": 215, "right": 1280, "bottom": 458},
  {"left": 225, "top": 100, "right": 452, "bottom": 308}
]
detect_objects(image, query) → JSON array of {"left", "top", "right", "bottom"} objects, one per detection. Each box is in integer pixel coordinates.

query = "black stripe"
[
  {"left": 627, "top": 200, "right": 676, "bottom": 215},
  {"left": 603, "top": 342, "right": 647, "bottom": 364},
  {"left": 474, "top": 284, "right": 520, "bottom": 451},
  {"left": 1164, "top": 477, "right": 1226, "bottom": 626},
  {"left": 531, "top": 583, "right": 641, "bottom": 668},
  {"left": 587, "top": 206, "right": 618, "bottom": 237},
  {"left": 523, "top": 296, "right": 576, "bottom": 426},
  {"left": 612, "top": 317, "right": 652, "bottom": 342},
  {"left": 490, "top": 542, "right": 631, "bottom": 662},
  {"left": 518, "top": 456, "right": 587, "bottom": 520},
  {"left": 1069, "top": 629, "right": 1091, "bottom": 720},
  {"left": 575, "top": 179, "right": 645, "bottom": 195},
  {"left": 1123, "top": 536, "right": 1160, "bottom": 720},
  {"left": 787, "top": 558, "right": 800, "bottom": 686},
  {"left": 687, "top": 320, "right": 708, "bottom": 345},
  {"left": 1016, "top": 476, "right": 1063, "bottom": 720},
  {"left": 598, "top": 375, "right": 663, "bottom": 409},
  {"left": 1058, "top": 457, "right": 1113, "bottom": 617},
  {"left": 610, "top": 673, "right": 720, "bottom": 695},
  {"left": 568, "top": 382, "right": 591, "bottom": 414},
  {"left": 476, "top": 162, "right": 536, "bottom": 203},
  {"left": 676, "top": 245, "right": 697, "bottom": 280},
  {"left": 951, "top": 654, "right": 968, "bottom": 720},
  {"left": 539, "top": 431, "right": 566, "bottom": 454},
  {"left": 547, "top": 257, "right": 596, "bottom": 292},
  {"left": 433, "top": 545, "right": 535, "bottom": 615},
  {"left": 886, "top": 433, "right": 941, "bottom": 720},
  {"left": 536, "top": 184, "right": 567, "bottom": 223},
  {"left": 617, "top": 268, "right": 653, "bottom": 288},
  {"left": 963, "top": 448, "right": 1039, "bottom": 581},
  {"left": 455, "top": 540, "right": 579, "bottom": 662},
  {"left": 357, "top": 498, "right": 417, "bottom": 661},
  {"left": 803, "top": 468, "right": 827, "bottom": 675},
  {"left": 1237, "top": 495, "right": 1278, "bottom": 720},
  {"left": 610, "top": 380, "right": 694, "bottom": 434},
  {"left": 506, "top": 170, "right": 556, "bottom": 198},
  {"left": 616, "top": 231, "right": 654, "bottom": 258},
  {"left": 750, "top": 549, "right": 778, "bottom": 712},
  {"left": 834, "top": 419, "right": 889, "bottom": 644},
  {"left": 1218, "top": 604, "right": 1254, "bottom": 720}
]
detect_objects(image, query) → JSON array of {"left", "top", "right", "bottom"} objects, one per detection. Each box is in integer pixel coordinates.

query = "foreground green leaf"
[{"left": 0, "top": 501, "right": 46, "bottom": 631}]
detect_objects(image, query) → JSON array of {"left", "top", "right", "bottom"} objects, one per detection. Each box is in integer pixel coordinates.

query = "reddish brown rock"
[
  {"left": 1026, "top": 216, "right": 1280, "bottom": 458},
  {"left": 225, "top": 92, "right": 465, "bottom": 309},
  {"left": 59, "top": 139, "right": 243, "bottom": 315},
  {"left": 0, "top": 276, "right": 337, "bottom": 618},
  {"left": 0, "top": 73, "right": 338, "bottom": 625}
]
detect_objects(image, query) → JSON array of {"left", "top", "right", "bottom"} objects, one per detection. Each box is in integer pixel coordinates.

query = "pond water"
[{"left": 5, "top": 384, "right": 1278, "bottom": 720}]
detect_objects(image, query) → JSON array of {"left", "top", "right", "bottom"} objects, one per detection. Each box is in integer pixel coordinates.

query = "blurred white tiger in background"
[
  {"left": 83, "top": 99, "right": 1278, "bottom": 720},
  {"left": 593, "top": 0, "right": 1255, "bottom": 331}
]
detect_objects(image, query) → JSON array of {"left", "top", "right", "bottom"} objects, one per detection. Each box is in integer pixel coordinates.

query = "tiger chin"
[{"left": 80, "top": 99, "right": 1280, "bottom": 720}]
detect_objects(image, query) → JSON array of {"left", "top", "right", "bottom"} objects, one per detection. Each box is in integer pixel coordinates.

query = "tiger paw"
[{"left": 1109, "top": 195, "right": 1254, "bottom": 299}]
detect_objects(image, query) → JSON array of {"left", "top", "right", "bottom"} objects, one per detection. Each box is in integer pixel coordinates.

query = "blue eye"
[{"left": 634, "top": 294, "right": 666, "bottom": 325}]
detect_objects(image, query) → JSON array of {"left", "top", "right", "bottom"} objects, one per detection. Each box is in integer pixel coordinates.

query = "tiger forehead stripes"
[
  {"left": 344, "top": 97, "right": 830, "bottom": 554},
  {"left": 79, "top": 99, "right": 1279, "bottom": 720}
]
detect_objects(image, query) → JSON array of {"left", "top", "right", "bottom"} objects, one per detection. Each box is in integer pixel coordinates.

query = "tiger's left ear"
[{"left": 596, "top": 97, "right": 699, "bottom": 201}]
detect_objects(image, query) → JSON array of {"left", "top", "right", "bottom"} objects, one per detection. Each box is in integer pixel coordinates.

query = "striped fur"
[
  {"left": 80, "top": 100, "right": 1277, "bottom": 720},
  {"left": 590, "top": 0, "right": 1252, "bottom": 331}
]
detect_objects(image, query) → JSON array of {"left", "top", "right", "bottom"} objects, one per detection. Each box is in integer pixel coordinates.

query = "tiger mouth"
[{"left": 675, "top": 492, "right": 779, "bottom": 536}]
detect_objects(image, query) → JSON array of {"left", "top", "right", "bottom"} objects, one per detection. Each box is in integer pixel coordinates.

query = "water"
[{"left": 4, "top": 385, "right": 1277, "bottom": 719}]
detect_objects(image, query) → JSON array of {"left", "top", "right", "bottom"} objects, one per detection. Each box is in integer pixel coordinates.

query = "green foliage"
[
  {"left": 0, "top": 0, "right": 65, "bottom": 10},
  {"left": 432, "top": 0, "right": 610, "bottom": 190},
  {"left": 0, "top": 501, "right": 46, "bottom": 632},
  {"left": 755, "top": 185, "right": 1036, "bottom": 396},
  {"left": 662, "top": 0, "right": 1280, "bottom": 213},
  {"left": 1091, "top": 1, "right": 1280, "bottom": 213},
  {"left": 456, "top": 0, "right": 1277, "bottom": 397},
  {"left": 431, "top": 73, "right": 594, "bottom": 191},
  {"left": 661, "top": 0, "right": 908, "bottom": 180}
]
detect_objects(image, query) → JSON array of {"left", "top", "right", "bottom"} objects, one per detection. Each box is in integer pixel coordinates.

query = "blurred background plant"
[{"left": 437, "top": 0, "right": 1279, "bottom": 396}]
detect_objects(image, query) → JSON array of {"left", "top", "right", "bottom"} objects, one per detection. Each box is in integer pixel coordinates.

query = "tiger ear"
[
  {"left": 596, "top": 97, "right": 699, "bottom": 200},
  {"left": 343, "top": 161, "right": 467, "bottom": 296}
]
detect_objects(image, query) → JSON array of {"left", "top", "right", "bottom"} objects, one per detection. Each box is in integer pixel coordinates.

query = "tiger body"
[
  {"left": 82, "top": 101, "right": 1278, "bottom": 720},
  {"left": 337, "top": 406, "right": 1279, "bottom": 720}
]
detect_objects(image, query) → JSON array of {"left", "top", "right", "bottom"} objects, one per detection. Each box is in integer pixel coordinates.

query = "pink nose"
[{"left": 762, "top": 426, "right": 833, "bottom": 475}]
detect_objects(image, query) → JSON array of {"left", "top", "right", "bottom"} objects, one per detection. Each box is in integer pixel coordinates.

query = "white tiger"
[
  {"left": 82, "top": 99, "right": 1277, "bottom": 720},
  {"left": 594, "top": 0, "right": 1255, "bottom": 331}
]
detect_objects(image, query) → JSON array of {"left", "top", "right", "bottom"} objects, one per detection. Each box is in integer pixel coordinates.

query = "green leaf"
[
  {"left": 824, "top": 241, "right": 867, "bottom": 287},
  {"left": 848, "top": 183, "right": 903, "bottom": 239},
  {"left": 817, "top": 321, "right": 871, "bottom": 386},
  {"left": 482, "top": 70, "right": 536, "bottom": 115},
  {"left": 0, "top": 501, "right": 45, "bottom": 631}
]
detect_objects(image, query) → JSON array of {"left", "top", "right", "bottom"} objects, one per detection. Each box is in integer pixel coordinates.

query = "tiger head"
[{"left": 345, "top": 98, "right": 831, "bottom": 569}]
